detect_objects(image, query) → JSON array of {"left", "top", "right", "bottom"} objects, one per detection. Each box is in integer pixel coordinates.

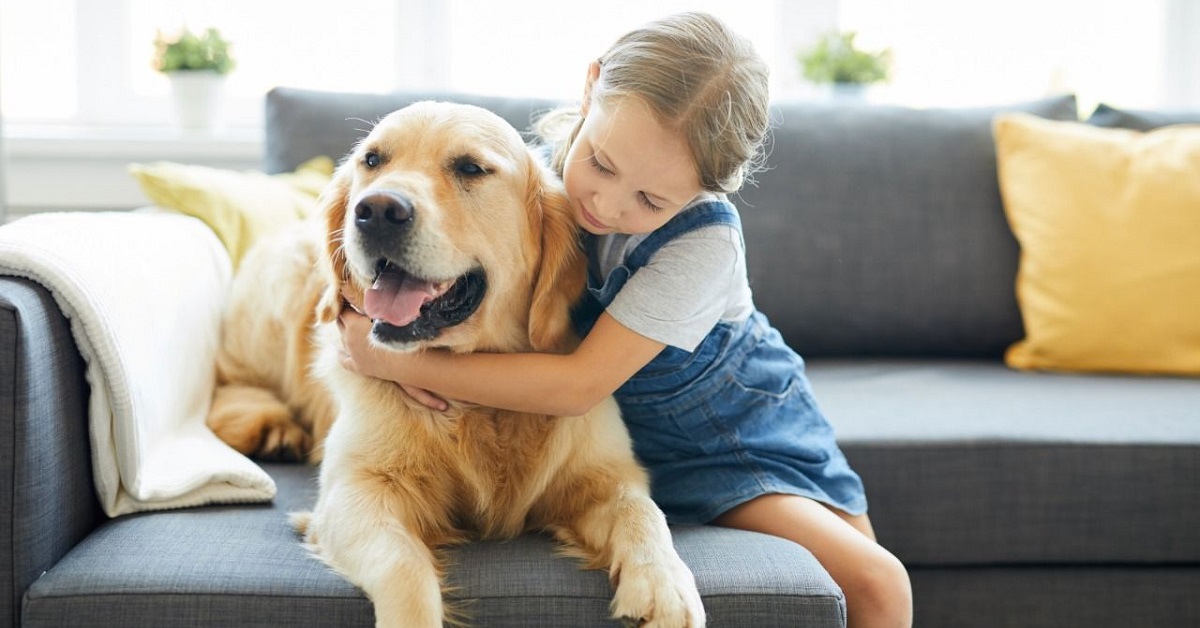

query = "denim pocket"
[
  {"left": 729, "top": 326, "right": 806, "bottom": 399},
  {"left": 622, "top": 403, "right": 725, "bottom": 461}
]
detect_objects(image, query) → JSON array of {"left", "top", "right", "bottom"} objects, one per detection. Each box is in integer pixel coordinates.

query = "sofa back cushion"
[
  {"left": 735, "top": 96, "right": 1078, "bottom": 358},
  {"left": 265, "top": 88, "right": 1078, "bottom": 359},
  {"left": 1087, "top": 103, "right": 1200, "bottom": 131},
  {"left": 264, "top": 87, "right": 559, "bottom": 174}
]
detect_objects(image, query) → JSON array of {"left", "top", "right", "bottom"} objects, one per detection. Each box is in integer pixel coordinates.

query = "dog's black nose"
[{"left": 355, "top": 191, "right": 414, "bottom": 229}]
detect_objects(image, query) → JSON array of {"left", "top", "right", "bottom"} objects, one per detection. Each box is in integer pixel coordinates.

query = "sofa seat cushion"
[
  {"left": 909, "top": 565, "right": 1200, "bottom": 628},
  {"left": 808, "top": 359, "right": 1200, "bottom": 566},
  {"left": 23, "top": 464, "right": 844, "bottom": 628}
]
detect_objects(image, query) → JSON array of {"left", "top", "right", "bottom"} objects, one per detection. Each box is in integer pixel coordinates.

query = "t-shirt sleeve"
[{"left": 604, "top": 225, "right": 741, "bottom": 351}]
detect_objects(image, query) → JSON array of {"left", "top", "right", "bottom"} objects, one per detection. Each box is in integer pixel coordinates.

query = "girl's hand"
[
  {"left": 335, "top": 306, "right": 384, "bottom": 377},
  {"left": 336, "top": 307, "right": 449, "bottom": 412}
]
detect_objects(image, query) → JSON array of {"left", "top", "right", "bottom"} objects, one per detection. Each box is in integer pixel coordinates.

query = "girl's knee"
[{"left": 845, "top": 549, "right": 912, "bottom": 628}]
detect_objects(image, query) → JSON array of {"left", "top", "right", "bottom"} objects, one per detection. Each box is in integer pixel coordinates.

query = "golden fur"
[
  {"left": 207, "top": 102, "right": 704, "bottom": 627},
  {"left": 207, "top": 220, "right": 335, "bottom": 461}
]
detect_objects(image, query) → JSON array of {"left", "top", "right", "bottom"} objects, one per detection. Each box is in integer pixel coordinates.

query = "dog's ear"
[
  {"left": 315, "top": 161, "right": 354, "bottom": 325},
  {"left": 527, "top": 159, "right": 587, "bottom": 353}
]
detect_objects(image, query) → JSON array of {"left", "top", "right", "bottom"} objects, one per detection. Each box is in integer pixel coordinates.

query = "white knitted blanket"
[{"left": 0, "top": 211, "right": 275, "bottom": 517}]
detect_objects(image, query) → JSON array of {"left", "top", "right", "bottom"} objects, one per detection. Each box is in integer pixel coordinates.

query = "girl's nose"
[{"left": 593, "top": 195, "right": 620, "bottom": 221}]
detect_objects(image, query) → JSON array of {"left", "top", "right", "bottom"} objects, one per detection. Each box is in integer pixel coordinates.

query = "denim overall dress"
[{"left": 574, "top": 200, "right": 867, "bottom": 525}]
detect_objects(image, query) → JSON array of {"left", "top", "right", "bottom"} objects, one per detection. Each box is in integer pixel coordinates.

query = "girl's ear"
[
  {"left": 580, "top": 60, "right": 601, "bottom": 118},
  {"left": 526, "top": 159, "right": 586, "bottom": 353},
  {"left": 315, "top": 161, "right": 354, "bottom": 325}
]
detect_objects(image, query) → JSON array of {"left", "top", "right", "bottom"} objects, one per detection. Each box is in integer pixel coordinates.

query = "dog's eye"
[
  {"left": 453, "top": 157, "right": 488, "bottom": 177},
  {"left": 364, "top": 152, "right": 382, "bottom": 169}
]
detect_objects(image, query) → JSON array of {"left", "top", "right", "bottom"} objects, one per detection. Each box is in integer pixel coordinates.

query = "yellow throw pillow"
[
  {"left": 129, "top": 156, "right": 334, "bottom": 268},
  {"left": 994, "top": 113, "right": 1200, "bottom": 376}
]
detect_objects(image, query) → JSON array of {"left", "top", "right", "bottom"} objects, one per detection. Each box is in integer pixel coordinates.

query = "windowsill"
[
  {"left": 3, "top": 123, "right": 265, "bottom": 216},
  {"left": 4, "top": 123, "right": 263, "bottom": 160}
]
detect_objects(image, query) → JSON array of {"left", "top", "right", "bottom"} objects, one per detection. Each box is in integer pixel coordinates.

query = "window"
[
  {"left": 0, "top": 0, "right": 796, "bottom": 130},
  {"left": 838, "top": 0, "right": 1182, "bottom": 113},
  {"left": 2, "top": 0, "right": 406, "bottom": 128},
  {"left": 438, "top": 1, "right": 783, "bottom": 100},
  {"left": 3, "top": 0, "right": 1194, "bottom": 132},
  {"left": 1, "top": 0, "right": 1196, "bottom": 218}
]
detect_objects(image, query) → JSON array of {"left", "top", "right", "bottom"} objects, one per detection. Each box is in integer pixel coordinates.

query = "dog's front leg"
[
  {"left": 306, "top": 491, "right": 445, "bottom": 628},
  {"left": 562, "top": 484, "right": 706, "bottom": 628}
]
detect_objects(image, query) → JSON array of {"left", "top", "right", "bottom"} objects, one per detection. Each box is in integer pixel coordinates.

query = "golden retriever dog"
[
  {"left": 206, "top": 221, "right": 335, "bottom": 462},
  {"left": 208, "top": 102, "right": 705, "bottom": 628}
]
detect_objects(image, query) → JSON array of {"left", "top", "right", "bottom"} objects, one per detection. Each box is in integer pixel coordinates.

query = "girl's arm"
[{"left": 337, "top": 307, "right": 664, "bottom": 417}]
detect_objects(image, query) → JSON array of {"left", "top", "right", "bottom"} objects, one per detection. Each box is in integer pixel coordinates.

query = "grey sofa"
[{"left": 2, "top": 86, "right": 1198, "bottom": 628}]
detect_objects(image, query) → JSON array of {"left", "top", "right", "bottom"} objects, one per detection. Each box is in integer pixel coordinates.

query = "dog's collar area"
[{"left": 370, "top": 268, "right": 487, "bottom": 345}]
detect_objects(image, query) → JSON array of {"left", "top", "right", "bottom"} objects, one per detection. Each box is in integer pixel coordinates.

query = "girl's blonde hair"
[{"left": 536, "top": 11, "right": 770, "bottom": 194}]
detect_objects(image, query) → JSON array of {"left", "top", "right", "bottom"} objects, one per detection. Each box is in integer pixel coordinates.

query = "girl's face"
[{"left": 563, "top": 95, "right": 703, "bottom": 236}]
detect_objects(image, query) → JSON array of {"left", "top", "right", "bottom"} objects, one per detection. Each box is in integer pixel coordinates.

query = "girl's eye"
[
  {"left": 639, "top": 193, "right": 665, "bottom": 213},
  {"left": 588, "top": 155, "right": 613, "bottom": 175},
  {"left": 364, "top": 152, "right": 381, "bottom": 168}
]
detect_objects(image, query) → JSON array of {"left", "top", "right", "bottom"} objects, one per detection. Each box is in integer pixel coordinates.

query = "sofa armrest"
[{"left": 0, "top": 276, "right": 104, "bottom": 628}]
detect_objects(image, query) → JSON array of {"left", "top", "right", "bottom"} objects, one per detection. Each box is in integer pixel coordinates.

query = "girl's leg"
[{"left": 712, "top": 494, "right": 912, "bottom": 628}]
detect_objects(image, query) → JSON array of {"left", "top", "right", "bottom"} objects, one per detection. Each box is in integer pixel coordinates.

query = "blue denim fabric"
[{"left": 574, "top": 200, "right": 867, "bottom": 524}]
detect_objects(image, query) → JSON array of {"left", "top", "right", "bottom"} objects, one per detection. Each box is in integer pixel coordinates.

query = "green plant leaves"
[
  {"left": 798, "top": 31, "right": 890, "bottom": 85},
  {"left": 153, "top": 27, "right": 236, "bottom": 74}
]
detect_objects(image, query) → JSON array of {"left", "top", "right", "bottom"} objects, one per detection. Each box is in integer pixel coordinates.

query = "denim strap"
[{"left": 623, "top": 200, "right": 741, "bottom": 273}]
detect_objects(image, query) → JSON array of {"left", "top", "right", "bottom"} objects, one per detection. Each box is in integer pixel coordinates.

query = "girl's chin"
[{"left": 581, "top": 223, "right": 611, "bottom": 235}]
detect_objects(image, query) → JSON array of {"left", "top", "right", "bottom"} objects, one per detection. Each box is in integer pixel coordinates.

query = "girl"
[{"left": 338, "top": 12, "right": 912, "bottom": 628}]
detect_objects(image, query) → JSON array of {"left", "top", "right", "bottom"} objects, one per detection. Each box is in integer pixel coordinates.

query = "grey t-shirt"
[{"left": 591, "top": 205, "right": 754, "bottom": 352}]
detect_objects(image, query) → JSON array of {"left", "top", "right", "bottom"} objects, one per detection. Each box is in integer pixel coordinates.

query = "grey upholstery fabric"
[
  {"left": 910, "top": 566, "right": 1200, "bottom": 628},
  {"left": 24, "top": 464, "right": 845, "bottom": 628},
  {"left": 1086, "top": 103, "right": 1200, "bottom": 130},
  {"left": 736, "top": 96, "right": 1078, "bottom": 358},
  {"left": 263, "top": 87, "right": 560, "bottom": 174},
  {"left": 0, "top": 277, "right": 103, "bottom": 628},
  {"left": 808, "top": 359, "right": 1200, "bottom": 565}
]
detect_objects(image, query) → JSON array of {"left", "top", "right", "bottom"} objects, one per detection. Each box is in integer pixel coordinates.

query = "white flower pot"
[
  {"left": 167, "top": 71, "right": 226, "bottom": 130},
  {"left": 828, "top": 82, "right": 868, "bottom": 103}
]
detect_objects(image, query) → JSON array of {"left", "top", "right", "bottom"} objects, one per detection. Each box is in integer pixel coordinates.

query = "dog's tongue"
[{"left": 364, "top": 268, "right": 447, "bottom": 327}]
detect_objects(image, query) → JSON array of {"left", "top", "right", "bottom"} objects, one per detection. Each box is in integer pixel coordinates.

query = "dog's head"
[{"left": 315, "top": 102, "right": 584, "bottom": 355}]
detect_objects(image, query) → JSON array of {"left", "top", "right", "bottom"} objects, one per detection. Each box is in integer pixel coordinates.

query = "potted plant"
[
  {"left": 798, "top": 31, "right": 891, "bottom": 101},
  {"left": 153, "top": 27, "right": 236, "bottom": 130}
]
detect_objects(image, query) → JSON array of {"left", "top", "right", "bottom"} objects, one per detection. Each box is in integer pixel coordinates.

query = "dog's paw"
[
  {"left": 256, "top": 419, "right": 312, "bottom": 461},
  {"left": 289, "top": 511, "right": 312, "bottom": 536},
  {"left": 610, "top": 557, "right": 705, "bottom": 628},
  {"left": 208, "top": 386, "right": 312, "bottom": 461}
]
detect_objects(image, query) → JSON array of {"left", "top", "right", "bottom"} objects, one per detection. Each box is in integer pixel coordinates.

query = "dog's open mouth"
[{"left": 363, "top": 260, "right": 486, "bottom": 344}]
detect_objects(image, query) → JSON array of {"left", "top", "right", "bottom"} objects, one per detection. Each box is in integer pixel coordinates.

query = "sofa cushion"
[
  {"left": 263, "top": 87, "right": 560, "bottom": 174},
  {"left": 808, "top": 358, "right": 1200, "bottom": 566},
  {"left": 1087, "top": 103, "right": 1200, "bottom": 131},
  {"left": 909, "top": 565, "right": 1200, "bottom": 628},
  {"left": 129, "top": 156, "right": 334, "bottom": 268},
  {"left": 994, "top": 113, "right": 1200, "bottom": 376},
  {"left": 735, "top": 95, "right": 1078, "bottom": 358},
  {"left": 23, "top": 464, "right": 845, "bottom": 628},
  {"left": 265, "top": 89, "right": 1078, "bottom": 359}
]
